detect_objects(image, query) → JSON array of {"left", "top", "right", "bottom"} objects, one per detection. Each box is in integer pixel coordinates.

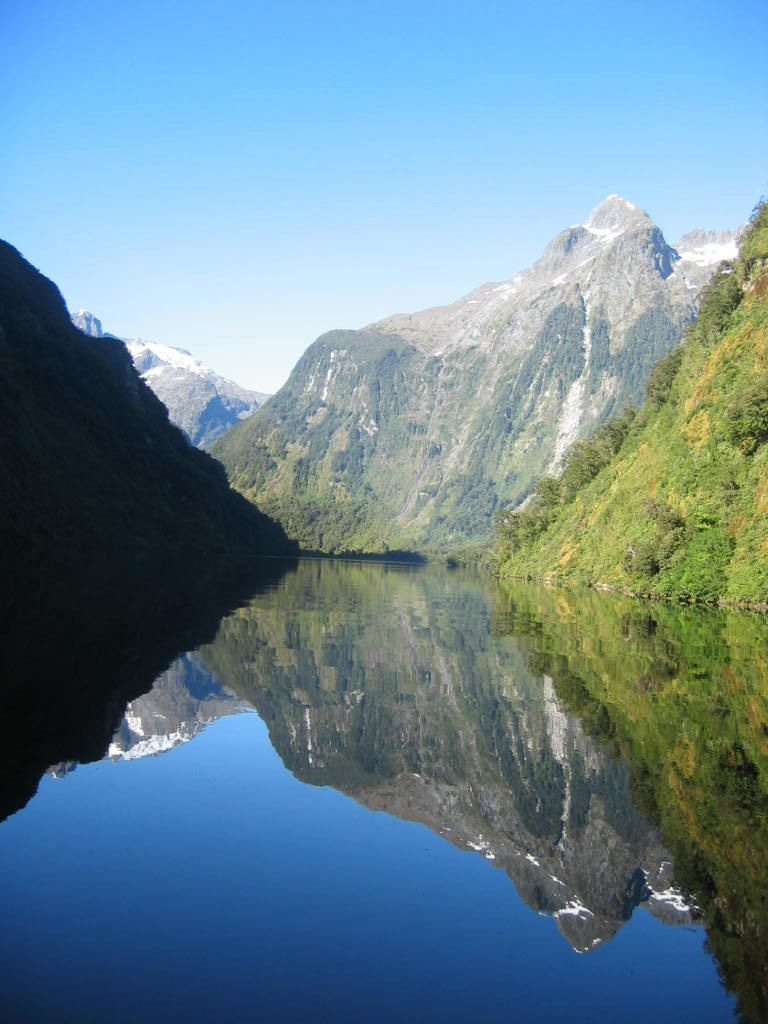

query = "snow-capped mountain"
[
  {"left": 672, "top": 228, "right": 740, "bottom": 277},
  {"left": 70, "top": 311, "right": 270, "bottom": 447}
]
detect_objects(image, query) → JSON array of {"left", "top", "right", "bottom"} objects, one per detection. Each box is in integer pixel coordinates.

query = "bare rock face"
[
  {"left": 71, "top": 309, "right": 103, "bottom": 337},
  {"left": 123, "top": 338, "right": 270, "bottom": 448},
  {"left": 214, "top": 196, "right": 741, "bottom": 552}
]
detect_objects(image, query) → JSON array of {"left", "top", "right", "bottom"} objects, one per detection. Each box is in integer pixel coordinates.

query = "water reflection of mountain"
[
  {"left": 198, "top": 559, "right": 696, "bottom": 953},
  {"left": 0, "top": 556, "right": 293, "bottom": 821},
  {"left": 50, "top": 653, "right": 245, "bottom": 776},
  {"left": 107, "top": 653, "right": 249, "bottom": 761}
]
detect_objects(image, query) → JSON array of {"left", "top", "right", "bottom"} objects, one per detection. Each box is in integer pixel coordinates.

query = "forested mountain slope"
[
  {"left": 495, "top": 202, "right": 768, "bottom": 604},
  {"left": 0, "top": 241, "right": 294, "bottom": 585},
  {"left": 213, "top": 197, "right": 737, "bottom": 554}
]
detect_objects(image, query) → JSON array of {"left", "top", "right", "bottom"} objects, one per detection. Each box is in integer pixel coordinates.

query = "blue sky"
[{"left": 2, "top": 0, "right": 767, "bottom": 392}]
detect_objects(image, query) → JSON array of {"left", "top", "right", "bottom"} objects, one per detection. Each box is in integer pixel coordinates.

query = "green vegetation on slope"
[
  {"left": 496, "top": 202, "right": 768, "bottom": 604},
  {"left": 213, "top": 299, "right": 690, "bottom": 556},
  {"left": 212, "top": 330, "right": 417, "bottom": 553},
  {"left": 212, "top": 205, "right": 701, "bottom": 556}
]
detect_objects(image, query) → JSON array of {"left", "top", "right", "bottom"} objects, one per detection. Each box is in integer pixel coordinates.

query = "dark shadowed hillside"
[{"left": 0, "top": 241, "right": 295, "bottom": 587}]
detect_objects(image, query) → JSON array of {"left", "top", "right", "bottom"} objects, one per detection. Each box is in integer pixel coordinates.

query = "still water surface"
[{"left": 2, "top": 559, "right": 766, "bottom": 1022}]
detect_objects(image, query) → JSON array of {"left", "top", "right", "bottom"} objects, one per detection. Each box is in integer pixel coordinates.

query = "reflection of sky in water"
[{"left": 0, "top": 711, "right": 734, "bottom": 1024}]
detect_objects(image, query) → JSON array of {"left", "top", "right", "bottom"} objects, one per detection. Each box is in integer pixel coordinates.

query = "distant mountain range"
[
  {"left": 71, "top": 311, "right": 270, "bottom": 447},
  {"left": 212, "top": 196, "right": 740, "bottom": 554}
]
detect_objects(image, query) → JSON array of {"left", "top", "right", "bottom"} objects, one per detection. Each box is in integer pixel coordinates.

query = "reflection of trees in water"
[
  {"left": 493, "top": 580, "right": 768, "bottom": 1024},
  {"left": 200, "top": 560, "right": 691, "bottom": 953}
]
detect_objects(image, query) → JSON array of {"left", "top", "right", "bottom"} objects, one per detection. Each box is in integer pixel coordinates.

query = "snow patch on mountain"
[
  {"left": 70, "top": 313, "right": 270, "bottom": 447},
  {"left": 555, "top": 898, "right": 595, "bottom": 919},
  {"left": 648, "top": 887, "right": 692, "bottom": 914},
  {"left": 108, "top": 728, "right": 191, "bottom": 760},
  {"left": 126, "top": 339, "right": 211, "bottom": 379},
  {"left": 583, "top": 222, "right": 626, "bottom": 245},
  {"left": 676, "top": 239, "right": 739, "bottom": 267}
]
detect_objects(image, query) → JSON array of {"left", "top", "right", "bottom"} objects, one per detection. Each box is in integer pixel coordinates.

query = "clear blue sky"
[{"left": 2, "top": 0, "right": 766, "bottom": 392}]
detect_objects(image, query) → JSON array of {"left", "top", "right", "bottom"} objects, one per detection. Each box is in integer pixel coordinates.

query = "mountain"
[
  {"left": 70, "top": 309, "right": 104, "bottom": 337},
  {"left": 0, "top": 240, "right": 295, "bottom": 584},
  {"left": 48, "top": 653, "right": 248, "bottom": 773},
  {"left": 199, "top": 559, "right": 696, "bottom": 954},
  {"left": 212, "top": 197, "right": 739, "bottom": 554},
  {"left": 71, "top": 311, "right": 270, "bottom": 447},
  {"left": 495, "top": 200, "right": 768, "bottom": 605},
  {"left": 105, "top": 652, "right": 248, "bottom": 760}
]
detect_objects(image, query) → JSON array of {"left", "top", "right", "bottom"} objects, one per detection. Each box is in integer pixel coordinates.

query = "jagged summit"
[
  {"left": 71, "top": 309, "right": 103, "bottom": 338},
  {"left": 583, "top": 195, "right": 650, "bottom": 233},
  {"left": 371, "top": 196, "right": 689, "bottom": 358},
  {"left": 537, "top": 196, "right": 673, "bottom": 283}
]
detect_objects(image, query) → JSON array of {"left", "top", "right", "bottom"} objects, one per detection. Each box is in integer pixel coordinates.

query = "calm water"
[{"left": 2, "top": 559, "right": 766, "bottom": 1023}]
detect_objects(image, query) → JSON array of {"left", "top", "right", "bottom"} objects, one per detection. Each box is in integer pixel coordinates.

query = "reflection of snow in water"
[
  {"left": 555, "top": 898, "right": 595, "bottom": 919},
  {"left": 467, "top": 836, "right": 496, "bottom": 861}
]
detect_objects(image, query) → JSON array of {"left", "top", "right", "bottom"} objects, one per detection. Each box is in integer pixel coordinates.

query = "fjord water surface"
[{"left": 2, "top": 559, "right": 763, "bottom": 1022}]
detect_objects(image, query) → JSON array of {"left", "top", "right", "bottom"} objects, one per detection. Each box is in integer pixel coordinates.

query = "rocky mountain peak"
[
  {"left": 534, "top": 195, "right": 671, "bottom": 286},
  {"left": 584, "top": 195, "right": 651, "bottom": 234},
  {"left": 71, "top": 309, "right": 103, "bottom": 338}
]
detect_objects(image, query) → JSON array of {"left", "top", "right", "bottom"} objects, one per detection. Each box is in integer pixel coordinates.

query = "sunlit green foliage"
[
  {"left": 496, "top": 202, "right": 768, "bottom": 604},
  {"left": 495, "top": 406, "right": 635, "bottom": 557},
  {"left": 727, "top": 379, "right": 768, "bottom": 453},
  {"left": 643, "top": 346, "right": 683, "bottom": 408}
]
